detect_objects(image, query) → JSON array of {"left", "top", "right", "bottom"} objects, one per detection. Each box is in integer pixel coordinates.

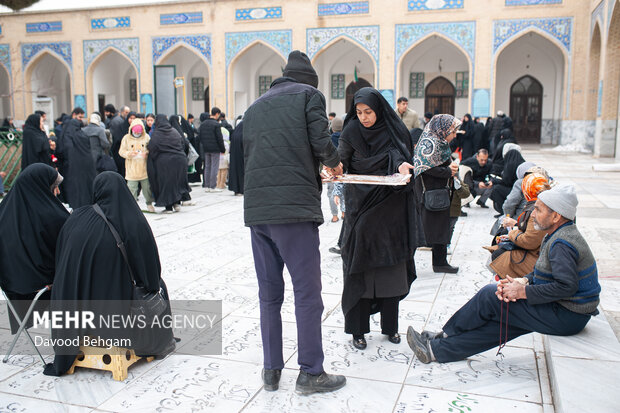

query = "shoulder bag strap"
[{"left": 92, "top": 204, "right": 137, "bottom": 286}]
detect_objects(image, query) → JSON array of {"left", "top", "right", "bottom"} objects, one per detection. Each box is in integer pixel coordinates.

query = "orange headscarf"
[{"left": 522, "top": 173, "right": 550, "bottom": 202}]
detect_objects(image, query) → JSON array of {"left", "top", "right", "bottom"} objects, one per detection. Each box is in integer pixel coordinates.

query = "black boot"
[
  {"left": 262, "top": 368, "right": 281, "bottom": 391},
  {"left": 295, "top": 370, "right": 346, "bottom": 395},
  {"left": 352, "top": 334, "right": 367, "bottom": 350}
]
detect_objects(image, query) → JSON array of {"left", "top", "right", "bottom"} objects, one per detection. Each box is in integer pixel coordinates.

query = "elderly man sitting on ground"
[{"left": 407, "top": 184, "right": 601, "bottom": 363}]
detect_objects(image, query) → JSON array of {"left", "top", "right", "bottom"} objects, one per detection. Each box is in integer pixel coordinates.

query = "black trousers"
[
  {"left": 432, "top": 244, "right": 449, "bottom": 266},
  {"left": 345, "top": 296, "right": 400, "bottom": 335}
]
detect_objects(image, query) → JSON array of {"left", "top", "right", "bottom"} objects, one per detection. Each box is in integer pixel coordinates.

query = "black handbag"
[{"left": 421, "top": 175, "right": 451, "bottom": 211}]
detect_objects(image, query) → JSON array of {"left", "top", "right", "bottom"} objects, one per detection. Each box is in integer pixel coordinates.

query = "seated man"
[
  {"left": 461, "top": 149, "right": 493, "bottom": 208},
  {"left": 407, "top": 184, "right": 601, "bottom": 363}
]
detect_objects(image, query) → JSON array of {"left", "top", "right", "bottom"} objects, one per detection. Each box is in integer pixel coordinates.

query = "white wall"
[
  {"left": 313, "top": 39, "right": 375, "bottom": 115},
  {"left": 232, "top": 43, "right": 285, "bottom": 119},
  {"left": 29, "top": 53, "right": 71, "bottom": 119},
  {"left": 399, "top": 36, "right": 469, "bottom": 116},
  {"left": 495, "top": 32, "right": 564, "bottom": 120},
  {"left": 92, "top": 50, "right": 136, "bottom": 113},
  {"left": 160, "top": 46, "right": 210, "bottom": 117},
  {"left": 0, "top": 66, "right": 10, "bottom": 119}
]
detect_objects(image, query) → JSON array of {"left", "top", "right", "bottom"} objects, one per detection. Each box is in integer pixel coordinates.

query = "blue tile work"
[
  {"left": 225, "top": 30, "right": 292, "bottom": 67},
  {"left": 21, "top": 42, "right": 72, "bottom": 71},
  {"left": 395, "top": 22, "right": 475, "bottom": 62},
  {"left": 472, "top": 89, "right": 490, "bottom": 117},
  {"left": 140, "top": 94, "right": 153, "bottom": 114},
  {"left": 83, "top": 38, "right": 140, "bottom": 72},
  {"left": 493, "top": 18, "right": 572, "bottom": 53},
  {"left": 0, "top": 24, "right": 2, "bottom": 36},
  {"left": 318, "top": 2, "right": 369, "bottom": 16},
  {"left": 407, "top": 0, "right": 463, "bottom": 11},
  {"left": 26, "top": 21, "right": 62, "bottom": 33},
  {"left": 74, "top": 95, "right": 86, "bottom": 112},
  {"left": 236, "top": 7, "right": 282, "bottom": 20},
  {"left": 608, "top": 0, "right": 617, "bottom": 28},
  {"left": 91, "top": 17, "right": 131, "bottom": 30},
  {"left": 160, "top": 12, "right": 203, "bottom": 25},
  {"left": 379, "top": 89, "right": 395, "bottom": 108},
  {"left": 307, "top": 26, "right": 379, "bottom": 62},
  {"left": 591, "top": 1, "right": 605, "bottom": 36},
  {"left": 505, "top": 0, "right": 561, "bottom": 5},
  {"left": 152, "top": 35, "right": 212, "bottom": 65},
  {"left": 0, "top": 44, "right": 10, "bottom": 73},
  {"left": 597, "top": 80, "right": 603, "bottom": 117}
]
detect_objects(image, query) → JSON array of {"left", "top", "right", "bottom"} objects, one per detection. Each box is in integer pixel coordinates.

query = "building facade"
[{"left": 0, "top": 0, "right": 618, "bottom": 157}]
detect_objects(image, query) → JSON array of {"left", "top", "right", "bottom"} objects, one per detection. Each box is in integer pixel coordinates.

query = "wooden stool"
[{"left": 66, "top": 345, "right": 154, "bottom": 381}]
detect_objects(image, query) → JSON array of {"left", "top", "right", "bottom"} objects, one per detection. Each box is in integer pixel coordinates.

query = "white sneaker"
[
  {"left": 204, "top": 188, "right": 211, "bottom": 192},
  {"left": 173, "top": 204, "right": 181, "bottom": 212},
  {"left": 211, "top": 188, "right": 223, "bottom": 193},
  {"left": 163, "top": 210, "right": 173, "bottom": 214},
  {"left": 181, "top": 200, "right": 197, "bottom": 206},
  {"left": 146, "top": 205, "right": 155, "bottom": 213}
]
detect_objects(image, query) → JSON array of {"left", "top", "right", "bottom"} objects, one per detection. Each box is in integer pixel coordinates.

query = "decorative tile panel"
[
  {"left": 225, "top": 30, "right": 291, "bottom": 67},
  {"left": 395, "top": 22, "right": 475, "bottom": 62},
  {"left": 318, "top": 2, "right": 369, "bottom": 16},
  {"left": 83, "top": 38, "right": 140, "bottom": 71},
  {"left": 591, "top": 1, "right": 605, "bottom": 36},
  {"left": 140, "top": 94, "right": 153, "bottom": 114},
  {"left": 26, "top": 21, "right": 62, "bottom": 33},
  {"left": 493, "top": 18, "right": 572, "bottom": 53},
  {"left": 21, "top": 42, "right": 72, "bottom": 71},
  {"left": 74, "top": 95, "right": 86, "bottom": 112},
  {"left": 408, "top": 0, "right": 463, "bottom": 11},
  {"left": 236, "top": 7, "right": 282, "bottom": 20},
  {"left": 152, "top": 35, "right": 212, "bottom": 65},
  {"left": 0, "top": 25, "right": 2, "bottom": 36},
  {"left": 608, "top": 0, "right": 616, "bottom": 28},
  {"left": 307, "top": 26, "right": 379, "bottom": 62},
  {"left": 0, "top": 44, "right": 9, "bottom": 73},
  {"left": 379, "top": 89, "right": 395, "bottom": 108},
  {"left": 160, "top": 12, "right": 202, "bottom": 25},
  {"left": 91, "top": 17, "right": 130, "bottom": 30},
  {"left": 505, "top": 0, "right": 561, "bottom": 5},
  {"left": 597, "top": 80, "right": 603, "bottom": 117},
  {"left": 472, "top": 89, "right": 490, "bottom": 117}
]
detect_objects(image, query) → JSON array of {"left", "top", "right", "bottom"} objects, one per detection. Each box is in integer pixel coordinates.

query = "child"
[{"left": 119, "top": 119, "right": 155, "bottom": 212}]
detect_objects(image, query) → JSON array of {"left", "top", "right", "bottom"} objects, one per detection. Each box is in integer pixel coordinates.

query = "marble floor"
[{"left": 1, "top": 148, "right": 618, "bottom": 412}]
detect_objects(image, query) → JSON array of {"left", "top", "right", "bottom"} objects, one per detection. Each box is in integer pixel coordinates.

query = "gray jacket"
[
  {"left": 502, "top": 178, "right": 526, "bottom": 217},
  {"left": 82, "top": 123, "right": 110, "bottom": 164}
]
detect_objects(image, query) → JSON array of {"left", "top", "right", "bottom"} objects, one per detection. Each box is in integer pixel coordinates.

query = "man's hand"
[
  {"left": 0, "top": 171, "right": 6, "bottom": 178},
  {"left": 334, "top": 195, "right": 340, "bottom": 206},
  {"left": 449, "top": 162, "right": 459, "bottom": 176},
  {"left": 478, "top": 182, "right": 486, "bottom": 189},
  {"left": 329, "top": 162, "right": 343, "bottom": 176},
  {"left": 499, "top": 275, "right": 527, "bottom": 302},
  {"left": 502, "top": 217, "right": 517, "bottom": 228}
]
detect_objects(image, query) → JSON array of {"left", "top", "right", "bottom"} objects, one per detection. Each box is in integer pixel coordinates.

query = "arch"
[
  {"left": 600, "top": 0, "right": 620, "bottom": 157},
  {"left": 227, "top": 40, "right": 287, "bottom": 117},
  {"left": 24, "top": 50, "right": 72, "bottom": 123},
  {"left": 586, "top": 23, "right": 602, "bottom": 120},
  {"left": 311, "top": 34, "right": 378, "bottom": 82},
  {"left": 510, "top": 75, "right": 543, "bottom": 143},
  {"left": 86, "top": 47, "right": 139, "bottom": 115},
  {"left": 425, "top": 76, "right": 456, "bottom": 115},
  {"left": 155, "top": 42, "right": 211, "bottom": 68},
  {"left": 397, "top": 33, "right": 472, "bottom": 116}
]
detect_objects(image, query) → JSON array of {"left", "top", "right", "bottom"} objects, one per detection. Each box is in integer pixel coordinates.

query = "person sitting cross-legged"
[{"left": 407, "top": 184, "right": 601, "bottom": 363}]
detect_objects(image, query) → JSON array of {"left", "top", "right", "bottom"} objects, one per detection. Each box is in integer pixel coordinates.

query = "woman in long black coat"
[
  {"left": 490, "top": 147, "right": 526, "bottom": 213},
  {"left": 339, "top": 88, "right": 416, "bottom": 350},
  {"left": 228, "top": 120, "right": 244, "bottom": 195},
  {"left": 413, "top": 114, "right": 461, "bottom": 274},
  {"left": 61, "top": 118, "right": 97, "bottom": 209},
  {"left": 147, "top": 115, "right": 190, "bottom": 212},
  {"left": 459, "top": 114, "right": 476, "bottom": 160},
  {"left": 21, "top": 113, "right": 51, "bottom": 169}
]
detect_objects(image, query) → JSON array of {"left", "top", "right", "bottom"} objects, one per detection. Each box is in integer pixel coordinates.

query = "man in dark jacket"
[
  {"left": 243, "top": 50, "right": 346, "bottom": 395},
  {"left": 488, "top": 111, "right": 506, "bottom": 156},
  {"left": 109, "top": 105, "right": 130, "bottom": 177},
  {"left": 461, "top": 149, "right": 493, "bottom": 208},
  {"left": 198, "top": 107, "right": 225, "bottom": 192}
]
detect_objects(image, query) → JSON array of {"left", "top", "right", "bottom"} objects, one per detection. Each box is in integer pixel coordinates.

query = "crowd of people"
[{"left": 0, "top": 49, "right": 602, "bottom": 397}]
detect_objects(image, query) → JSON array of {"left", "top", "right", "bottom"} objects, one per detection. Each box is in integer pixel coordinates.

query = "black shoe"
[
  {"left": 329, "top": 247, "right": 341, "bottom": 255},
  {"left": 433, "top": 264, "right": 459, "bottom": 274},
  {"left": 295, "top": 370, "right": 346, "bottom": 395},
  {"left": 476, "top": 200, "right": 489, "bottom": 208},
  {"left": 406, "top": 326, "right": 433, "bottom": 364},
  {"left": 464, "top": 202, "right": 471, "bottom": 208},
  {"left": 494, "top": 213, "right": 502, "bottom": 218},
  {"left": 421, "top": 330, "right": 445, "bottom": 341},
  {"left": 387, "top": 333, "right": 401, "bottom": 344},
  {"left": 352, "top": 335, "right": 367, "bottom": 350},
  {"left": 262, "top": 368, "right": 282, "bottom": 391},
  {"left": 460, "top": 210, "right": 468, "bottom": 217}
]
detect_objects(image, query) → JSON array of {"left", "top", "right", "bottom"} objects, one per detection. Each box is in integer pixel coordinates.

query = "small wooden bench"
[{"left": 66, "top": 345, "right": 154, "bottom": 381}]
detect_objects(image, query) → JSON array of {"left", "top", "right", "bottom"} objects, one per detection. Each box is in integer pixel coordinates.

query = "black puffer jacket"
[
  {"left": 198, "top": 118, "right": 225, "bottom": 154},
  {"left": 243, "top": 77, "right": 340, "bottom": 226}
]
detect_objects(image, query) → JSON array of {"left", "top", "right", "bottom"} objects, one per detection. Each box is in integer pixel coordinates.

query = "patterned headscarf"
[
  {"left": 522, "top": 173, "right": 550, "bottom": 202},
  {"left": 413, "top": 114, "right": 461, "bottom": 178}
]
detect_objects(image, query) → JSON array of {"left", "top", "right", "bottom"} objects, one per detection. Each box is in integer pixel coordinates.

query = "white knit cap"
[
  {"left": 89, "top": 113, "right": 101, "bottom": 125},
  {"left": 537, "top": 184, "right": 578, "bottom": 220}
]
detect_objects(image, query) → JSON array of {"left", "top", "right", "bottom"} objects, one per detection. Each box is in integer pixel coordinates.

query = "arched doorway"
[
  {"left": 602, "top": 1, "right": 620, "bottom": 157},
  {"left": 0, "top": 65, "right": 11, "bottom": 119},
  {"left": 25, "top": 52, "right": 71, "bottom": 127},
  {"left": 157, "top": 45, "right": 209, "bottom": 117},
  {"left": 425, "top": 76, "right": 455, "bottom": 115},
  {"left": 312, "top": 38, "right": 375, "bottom": 116},
  {"left": 345, "top": 78, "right": 372, "bottom": 112},
  {"left": 230, "top": 42, "right": 286, "bottom": 119},
  {"left": 495, "top": 32, "right": 565, "bottom": 144},
  {"left": 399, "top": 35, "right": 470, "bottom": 117},
  {"left": 510, "top": 75, "right": 543, "bottom": 143},
  {"left": 89, "top": 49, "right": 138, "bottom": 117},
  {"left": 587, "top": 24, "right": 602, "bottom": 120}
]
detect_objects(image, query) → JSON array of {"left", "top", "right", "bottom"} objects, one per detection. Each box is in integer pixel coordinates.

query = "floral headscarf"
[
  {"left": 413, "top": 114, "right": 461, "bottom": 178},
  {"left": 522, "top": 173, "right": 550, "bottom": 202}
]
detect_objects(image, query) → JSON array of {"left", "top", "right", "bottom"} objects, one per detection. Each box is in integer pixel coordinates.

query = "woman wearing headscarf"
[
  {"left": 1, "top": 116, "right": 16, "bottom": 132},
  {"left": 43, "top": 172, "right": 174, "bottom": 376},
  {"left": 147, "top": 115, "right": 189, "bottom": 213},
  {"left": 228, "top": 119, "right": 244, "bottom": 195},
  {"left": 21, "top": 113, "right": 51, "bottom": 169},
  {"left": 119, "top": 118, "right": 155, "bottom": 212},
  {"left": 490, "top": 145, "right": 525, "bottom": 214},
  {"left": 338, "top": 87, "right": 417, "bottom": 350},
  {"left": 459, "top": 114, "right": 475, "bottom": 160},
  {"left": 487, "top": 173, "right": 550, "bottom": 279},
  {"left": 503, "top": 164, "right": 549, "bottom": 218},
  {"left": 490, "top": 129, "right": 517, "bottom": 175},
  {"left": 182, "top": 115, "right": 202, "bottom": 184},
  {"left": 61, "top": 118, "right": 97, "bottom": 209},
  {"left": 413, "top": 114, "right": 462, "bottom": 274},
  {"left": 0, "top": 164, "right": 68, "bottom": 333}
]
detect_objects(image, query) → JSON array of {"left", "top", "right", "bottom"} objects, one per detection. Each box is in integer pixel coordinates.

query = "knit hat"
[
  {"left": 283, "top": 50, "right": 319, "bottom": 88},
  {"left": 331, "top": 117, "right": 343, "bottom": 132},
  {"left": 521, "top": 173, "right": 549, "bottom": 202},
  {"left": 516, "top": 162, "right": 536, "bottom": 179},
  {"left": 537, "top": 184, "right": 578, "bottom": 220}
]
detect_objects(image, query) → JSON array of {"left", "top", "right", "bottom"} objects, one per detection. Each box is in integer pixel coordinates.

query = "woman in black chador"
[
  {"left": 21, "top": 113, "right": 51, "bottom": 169},
  {"left": 44, "top": 172, "right": 174, "bottom": 376},
  {"left": 338, "top": 87, "right": 417, "bottom": 350},
  {"left": 61, "top": 118, "right": 97, "bottom": 209}
]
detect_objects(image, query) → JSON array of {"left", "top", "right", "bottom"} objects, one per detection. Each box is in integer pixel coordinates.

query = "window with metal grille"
[
  {"left": 409, "top": 72, "right": 424, "bottom": 98},
  {"left": 259, "top": 75, "right": 272, "bottom": 96},
  {"left": 456, "top": 72, "right": 469, "bottom": 98},
  {"left": 192, "top": 77, "right": 204, "bottom": 101},
  {"left": 331, "top": 74, "right": 345, "bottom": 99}
]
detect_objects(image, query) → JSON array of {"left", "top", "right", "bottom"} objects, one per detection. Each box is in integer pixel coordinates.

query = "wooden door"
[
  {"left": 345, "top": 78, "right": 372, "bottom": 112},
  {"left": 425, "top": 76, "right": 456, "bottom": 115},
  {"left": 510, "top": 75, "right": 542, "bottom": 143}
]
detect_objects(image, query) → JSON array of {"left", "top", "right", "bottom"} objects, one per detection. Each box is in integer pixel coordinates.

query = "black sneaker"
[
  {"left": 295, "top": 370, "right": 346, "bottom": 395},
  {"left": 329, "top": 247, "right": 341, "bottom": 255},
  {"left": 406, "top": 326, "right": 433, "bottom": 364},
  {"left": 262, "top": 368, "right": 281, "bottom": 391},
  {"left": 433, "top": 264, "right": 459, "bottom": 274}
]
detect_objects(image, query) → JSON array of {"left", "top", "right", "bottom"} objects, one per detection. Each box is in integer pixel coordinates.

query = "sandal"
[{"left": 331, "top": 216, "right": 339, "bottom": 223}]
